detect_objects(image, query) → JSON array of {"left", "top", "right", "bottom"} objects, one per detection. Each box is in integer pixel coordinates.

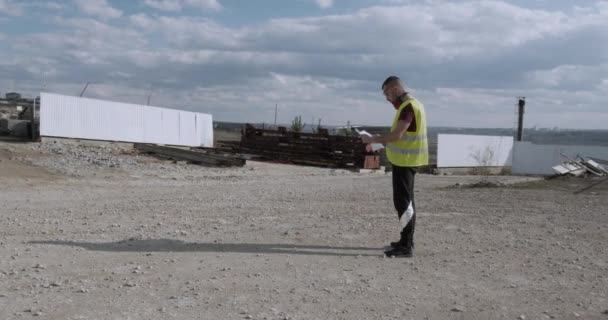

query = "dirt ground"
[{"left": 1, "top": 139, "right": 607, "bottom": 320}]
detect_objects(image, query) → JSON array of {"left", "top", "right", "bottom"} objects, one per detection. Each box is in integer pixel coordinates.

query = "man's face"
[{"left": 382, "top": 83, "right": 401, "bottom": 103}]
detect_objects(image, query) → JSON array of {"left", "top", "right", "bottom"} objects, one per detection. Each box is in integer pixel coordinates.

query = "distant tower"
[{"left": 517, "top": 97, "right": 526, "bottom": 141}]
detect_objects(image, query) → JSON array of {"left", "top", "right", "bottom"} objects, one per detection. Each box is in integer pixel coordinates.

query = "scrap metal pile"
[
  {"left": 551, "top": 154, "right": 608, "bottom": 194},
  {"left": 552, "top": 154, "right": 608, "bottom": 177},
  {"left": 216, "top": 124, "right": 380, "bottom": 169}
]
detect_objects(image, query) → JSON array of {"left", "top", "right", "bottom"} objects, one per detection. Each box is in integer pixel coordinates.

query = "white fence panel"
[
  {"left": 512, "top": 141, "right": 608, "bottom": 175},
  {"left": 179, "top": 111, "right": 196, "bottom": 147},
  {"left": 40, "top": 93, "right": 213, "bottom": 147},
  {"left": 438, "top": 134, "right": 513, "bottom": 168},
  {"left": 196, "top": 113, "right": 214, "bottom": 148},
  {"left": 142, "top": 107, "right": 163, "bottom": 143},
  {"left": 159, "top": 109, "right": 179, "bottom": 145}
]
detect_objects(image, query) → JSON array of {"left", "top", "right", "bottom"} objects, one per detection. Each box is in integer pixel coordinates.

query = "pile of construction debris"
[
  {"left": 552, "top": 155, "right": 608, "bottom": 177},
  {"left": 22, "top": 142, "right": 142, "bottom": 175},
  {"left": 552, "top": 154, "right": 608, "bottom": 194},
  {"left": 16, "top": 140, "right": 246, "bottom": 177}
]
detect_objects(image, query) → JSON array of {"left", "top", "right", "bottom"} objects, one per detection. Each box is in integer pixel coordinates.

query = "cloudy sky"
[{"left": 1, "top": 0, "right": 607, "bottom": 129}]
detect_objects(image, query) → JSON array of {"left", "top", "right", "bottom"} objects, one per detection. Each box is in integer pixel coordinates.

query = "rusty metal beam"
[{"left": 135, "top": 144, "right": 245, "bottom": 167}]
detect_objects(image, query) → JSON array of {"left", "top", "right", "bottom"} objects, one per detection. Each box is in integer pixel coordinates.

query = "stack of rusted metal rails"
[{"left": 214, "top": 124, "right": 380, "bottom": 169}]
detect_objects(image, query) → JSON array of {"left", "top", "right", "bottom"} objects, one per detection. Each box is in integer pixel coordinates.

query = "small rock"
[
  {"left": 34, "top": 264, "right": 46, "bottom": 269},
  {"left": 33, "top": 311, "right": 42, "bottom": 316},
  {"left": 245, "top": 316, "right": 253, "bottom": 319},
  {"left": 518, "top": 315, "right": 526, "bottom": 320},
  {"left": 451, "top": 307, "right": 465, "bottom": 312}
]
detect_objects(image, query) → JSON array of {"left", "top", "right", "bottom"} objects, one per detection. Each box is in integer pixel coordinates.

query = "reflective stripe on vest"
[
  {"left": 400, "top": 134, "right": 427, "bottom": 142},
  {"left": 386, "top": 145, "right": 429, "bottom": 155},
  {"left": 386, "top": 97, "right": 429, "bottom": 167}
]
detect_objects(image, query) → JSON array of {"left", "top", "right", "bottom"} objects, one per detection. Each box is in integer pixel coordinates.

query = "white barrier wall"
[
  {"left": 512, "top": 141, "right": 608, "bottom": 175},
  {"left": 437, "top": 134, "right": 513, "bottom": 168},
  {"left": 40, "top": 93, "right": 213, "bottom": 147}
]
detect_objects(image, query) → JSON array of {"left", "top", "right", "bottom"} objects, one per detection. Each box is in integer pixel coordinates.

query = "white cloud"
[
  {"left": 143, "top": 0, "right": 221, "bottom": 12},
  {"left": 315, "top": 0, "right": 334, "bottom": 9},
  {"left": 73, "top": 0, "right": 122, "bottom": 19},
  {"left": 130, "top": 15, "right": 241, "bottom": 49},
  {"left": 26, "top": 1, "right": 65, "bottom": 10},
  {"left": 13, "top": 17, "right": 147, "bottom": 69},
  {"left": 525, "top": 64, "right": 608, "bottom": 89},
  {"left": 129, "top": 13, "right": 155, "bottom": 29},
  {"left": 41, "top": 2, "right": 65, "bottom": 10},
  {"left": 0, "top": 0, "right": 23, "bottom": 16},
  {"left": 3, "top": 1, "right": 608, "bottom": 129}
]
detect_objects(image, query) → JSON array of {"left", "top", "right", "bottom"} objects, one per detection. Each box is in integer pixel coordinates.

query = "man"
[{"left": 361, "top": 76, "right": 429, "bottom": 257}]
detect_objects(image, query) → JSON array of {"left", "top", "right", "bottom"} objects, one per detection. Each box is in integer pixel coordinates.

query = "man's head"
[{"left": 381, "top": 76, "right": 407, "bottom": 103}]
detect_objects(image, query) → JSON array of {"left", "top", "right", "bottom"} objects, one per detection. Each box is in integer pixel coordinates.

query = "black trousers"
[{"left": 392, "top": 165, "right": 417, "bottom": 247}]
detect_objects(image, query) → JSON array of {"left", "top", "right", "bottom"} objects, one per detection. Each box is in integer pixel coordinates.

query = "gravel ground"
[{"left": 1, "top": 140, "right": 607, "bottom": 320}]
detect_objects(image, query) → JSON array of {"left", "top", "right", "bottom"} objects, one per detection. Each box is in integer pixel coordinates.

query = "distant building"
[{"left": 5, "top": 92, "right": 22, "bottom": 100}]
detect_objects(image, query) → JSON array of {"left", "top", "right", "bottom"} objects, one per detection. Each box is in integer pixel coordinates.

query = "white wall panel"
[
  {"left": 512, "top": 141, "right": 608, "bottom": 175},
  {"left": 437, "top": 134, "right": 513, "bottom": 168},
  {"left": 40, "top": 92, "right": 213, "bottom": 147},
  {"left": 143, "top": 107, "right": 163, "bottom": 144},
  {"left": 179, "top": 111, "right": 196, "bottom": 147},
  {"left": 197, "top": 113, "right": 214, "bottom": 148}
]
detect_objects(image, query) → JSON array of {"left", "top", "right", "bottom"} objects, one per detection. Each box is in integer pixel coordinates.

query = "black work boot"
[
  {"left": 390, "top": 229, "right": 415, "bottom": 248},
  {"left": 384, "top": 245, "right": 412, "bottom": 258},
  {"left": 385, "top": 238, "right": 414, "bottom": 257},
  {"left": 390, "top": 240, "right": 415, "bottom": 248}
]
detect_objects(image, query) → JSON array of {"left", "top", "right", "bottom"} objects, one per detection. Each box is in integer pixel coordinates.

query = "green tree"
[{"left": 291, "top": 115, "right": 304, "bottom": 132}]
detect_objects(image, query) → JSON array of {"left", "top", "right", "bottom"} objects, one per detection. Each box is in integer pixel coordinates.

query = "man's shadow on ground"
[{"left": 28, "top": 239, "right": 381, "bottom": 257}]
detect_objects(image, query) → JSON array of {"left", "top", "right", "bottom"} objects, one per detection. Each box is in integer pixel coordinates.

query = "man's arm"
[{"left": 361, "top": 119, "right": 411, "bottom": 144}]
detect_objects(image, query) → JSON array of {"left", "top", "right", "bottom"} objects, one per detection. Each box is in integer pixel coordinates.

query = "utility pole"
[
  {"left": 30, "top": 96, "right": 36, "bottom": 141},
  {"left": 274, "top": 103, "right": 278, "bottom": 127},
  {"left": 517, "top": 97, "right": 526, "bottom": 141},
  {"left": 146, "top": 88, "right": 153, "bottom": 106},
  {"left": 41, "top": 71, "right": 48, "bottom": 92},
  {"left": 79, "top": 82, "right": 90, "bottom": 97}
]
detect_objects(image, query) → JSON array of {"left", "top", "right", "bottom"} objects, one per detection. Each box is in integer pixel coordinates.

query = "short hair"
[{"left": 381, "top": 76, "right": 404, "bottom": 90}]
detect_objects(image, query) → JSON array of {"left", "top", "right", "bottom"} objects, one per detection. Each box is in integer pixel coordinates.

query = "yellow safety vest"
[{"left": 386, "top": 97, "right": 429, "bottom": 167}]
